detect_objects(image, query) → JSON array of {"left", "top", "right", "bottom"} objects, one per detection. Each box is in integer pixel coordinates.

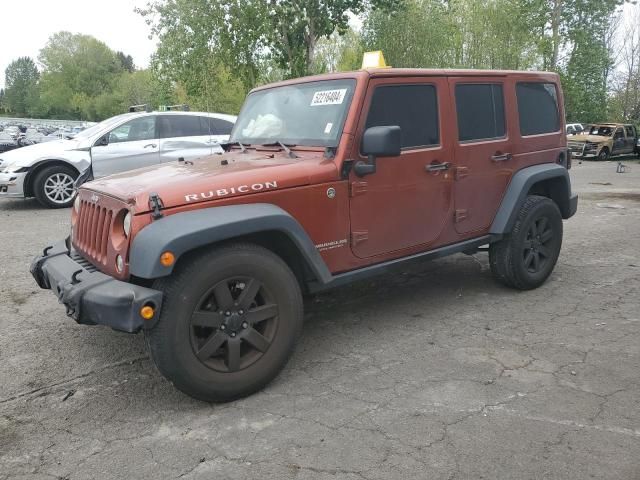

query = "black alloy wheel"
[
  {"left": 521, "top": 216, "right": 554, "bottom": 274},
  {"left": 189, "top": 276, "right": 279, "bottom": 373}
]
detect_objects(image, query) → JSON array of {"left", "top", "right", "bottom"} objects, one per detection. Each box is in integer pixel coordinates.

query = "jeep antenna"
[{"left": 204, "top": 61, "right": 213, "bottom": 146}]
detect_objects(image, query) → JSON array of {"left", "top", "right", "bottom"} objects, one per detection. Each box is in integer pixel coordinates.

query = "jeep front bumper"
[
  {"left": 30, "top": 239, "right": 163, "bottom": 333},
  {"left": 0, "top": 171, "right": 27, "bottom": 197},
  {"left": 570, "top": 153, "right": 597, "bottom": 159}
]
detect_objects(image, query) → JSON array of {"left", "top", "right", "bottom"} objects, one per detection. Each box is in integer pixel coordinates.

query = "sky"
[{"left": 0, "top": 0, "right": 156, "bottom": 88}]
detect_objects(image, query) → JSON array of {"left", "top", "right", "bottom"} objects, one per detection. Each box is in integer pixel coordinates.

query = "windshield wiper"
[{"left": 262, "top": 141, "right": 298, "bottom": 159}]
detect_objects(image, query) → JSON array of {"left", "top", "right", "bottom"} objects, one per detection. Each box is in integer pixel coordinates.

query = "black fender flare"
[
  {"left": 490, "top": 163, "right": 577, "bottom": 235},
  {"left": 129, "top": 203, "right": 333, "bottom": 283}
]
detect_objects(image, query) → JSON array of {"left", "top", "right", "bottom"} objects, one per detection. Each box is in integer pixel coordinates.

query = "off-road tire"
[
  {"left": 33, "top": 164, "right": 77, "bottom": 208},
  {"left": 597, "top": 147, "right": 610, "bottom": 161},
  {"left": 145, "top": 243, "right": 303, "bottom": 402},
  {"left": 489, "top": 195, "right": 563, "bottom": 290}
]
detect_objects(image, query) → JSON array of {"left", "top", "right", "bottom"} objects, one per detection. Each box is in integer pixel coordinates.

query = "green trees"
[
  {"left": 261, "top": 0, "right": 400, "bottom": 77},
  {"left": 1, "top": 32, "right": 165, "bottom": 121},
  {"left": 138, "top": 0, "right": 400, "bottom": 110},
  {"left": 362, "top": 0, "right": 623, "bottom": 122},
  {"left": 559, "top": 0, "right": 622, "bottom": 122},
  {"left": 0, "top": 1, "right": 634, "bottom": 123},
  {"left": 362, "top": 0, "right": 542, "bottom": 70},
  {"left": 609, "top": 10, "right": 640, "bottom": 122},
  {"left": 117, "top": 52, "right": 135, "bottom": 73},
  {"left": 37, "top": 32, "right": 127, "bottom": 119},
  {"left": 4, "top": 57, "right": 40, "bottom": 117}
]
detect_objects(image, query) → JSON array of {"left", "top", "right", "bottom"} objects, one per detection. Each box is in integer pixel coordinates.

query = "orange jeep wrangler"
[{"left": 31, "top": 58, "right": 578, "bottom": 402}]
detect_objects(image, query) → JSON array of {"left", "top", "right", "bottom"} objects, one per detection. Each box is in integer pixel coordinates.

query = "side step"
[{"left": 308, "top": 234, "right": 499, "bottom": 293}]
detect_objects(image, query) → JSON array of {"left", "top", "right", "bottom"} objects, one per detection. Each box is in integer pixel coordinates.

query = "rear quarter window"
[
  {"left": 210, "top": 118, "right": 234, "bottom": 136},
  {"left": 159, "top": 115, "right": 205, "bottom": 138},
  {"left": 516, "top": 82, "right": 560, "bottom": 136}
]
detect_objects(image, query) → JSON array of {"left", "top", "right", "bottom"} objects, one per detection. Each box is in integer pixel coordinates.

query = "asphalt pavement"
[{"left": 1, "top": 160, "right": 639, "bottom": 479}]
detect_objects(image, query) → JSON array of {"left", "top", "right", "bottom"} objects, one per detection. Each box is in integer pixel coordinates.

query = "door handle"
[
  {"left": 425, "top": 161, "right": 451, "bottom": 172},
  {"left": 491, "top": 152, "right": 512, "bottom": 162},
  {"left": 144, "top": 143, "right": 157, "bottom": 149}
]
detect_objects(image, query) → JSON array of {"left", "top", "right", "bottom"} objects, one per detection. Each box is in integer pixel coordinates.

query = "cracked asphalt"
[{"left": 1, "top": 160, "right": 639, "bottom": 479}]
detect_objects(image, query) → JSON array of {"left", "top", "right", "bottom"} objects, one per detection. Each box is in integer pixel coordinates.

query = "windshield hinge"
[
  {"left": 148, "top": 192, "right": 165, "bottom": 220},
  {"left": 324, "top": 147, "right": 336, "bottom": 159}
]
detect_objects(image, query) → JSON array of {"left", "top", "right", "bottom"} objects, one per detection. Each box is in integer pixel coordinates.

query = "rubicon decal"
[{"left": 185, "top": 181, "right": 278, "bottom": 202}]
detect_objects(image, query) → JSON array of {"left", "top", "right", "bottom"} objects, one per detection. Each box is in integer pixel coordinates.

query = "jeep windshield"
[
  {"left": 230, "top": 79, "right": 356, "bottom": 148},
  {"left": 588, "top": 126, "right": 613, "bottom": 136}
]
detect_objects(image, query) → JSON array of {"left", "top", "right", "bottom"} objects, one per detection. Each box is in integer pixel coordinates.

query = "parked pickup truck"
[{"left": 567, "top": 123, "right": 638, "bottom": 161}]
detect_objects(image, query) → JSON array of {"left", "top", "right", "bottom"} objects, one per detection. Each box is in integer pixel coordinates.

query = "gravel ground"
[{"left": 1, "top": 160, "right": 639, "bottom": 480}]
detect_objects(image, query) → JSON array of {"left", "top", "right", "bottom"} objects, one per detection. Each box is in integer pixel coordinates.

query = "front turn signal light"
[
  {"left": 160, "top": 251, "right": 175, "bottom": 267},
  {"left": 140, "top": 305, "right": 155, "bottom": 320}
]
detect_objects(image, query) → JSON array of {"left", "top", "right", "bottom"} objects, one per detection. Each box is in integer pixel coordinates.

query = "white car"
[
  {"left": 0, "top": 111, "right": 236, "bottom": 208},
  {"left": 566, "top": 123, "right": 584, "bottom": 135}
]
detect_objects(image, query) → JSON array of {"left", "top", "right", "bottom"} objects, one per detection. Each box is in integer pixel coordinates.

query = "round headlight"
[
  {"left": 73, "top": 195, "right": 80, "bottom": 213},
  {"left": 123, "top": 212, "right": 131, "bottom": 237}
]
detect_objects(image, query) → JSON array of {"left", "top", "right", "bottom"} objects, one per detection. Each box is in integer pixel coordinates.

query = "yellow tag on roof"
[{"left": 361, "top": 51, "right": 390, "bottom": 69}]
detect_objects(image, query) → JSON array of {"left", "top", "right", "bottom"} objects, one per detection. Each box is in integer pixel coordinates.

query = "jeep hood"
[
  {"left": 569, "top": 134, "right": 610, "bottom": 143},
  {"left": 83, "top": 150, "right": 339, "bottom": 213}
]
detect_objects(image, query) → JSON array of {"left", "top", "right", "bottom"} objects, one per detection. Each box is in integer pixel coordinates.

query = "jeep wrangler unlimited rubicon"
[{"left": 31, "top": 57, "right": 578, "bottom": 402}]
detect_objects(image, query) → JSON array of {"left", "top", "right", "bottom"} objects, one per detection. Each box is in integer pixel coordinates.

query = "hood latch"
[{"left": 149, "top": 192, "right": 165, "bottom": 220}]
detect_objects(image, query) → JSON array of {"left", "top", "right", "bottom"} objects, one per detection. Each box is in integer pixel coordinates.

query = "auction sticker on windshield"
[{"left": 311, "top": 89, "right": 347, "bottom": 106}]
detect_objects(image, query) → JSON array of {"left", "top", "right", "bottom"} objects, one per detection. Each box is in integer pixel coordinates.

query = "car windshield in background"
[
  {"left": 589, "top": 126, "right": 613, "bottom": 136},
  {"left": 73, "top": 114, "right": 134, "bottom": 140},
  {"left": 231, "top": 79, "right": 356, "bottom": 148}
]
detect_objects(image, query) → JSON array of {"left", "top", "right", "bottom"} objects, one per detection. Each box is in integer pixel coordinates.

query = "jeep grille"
[{"left": 73, "top": 199, "right": 114, "bottom": 266}]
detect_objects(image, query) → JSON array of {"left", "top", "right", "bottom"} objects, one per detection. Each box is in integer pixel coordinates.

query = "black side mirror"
[
  {"left": 354, "top": 126, "right": 401, "bottom": 177},
  {"left": 95, "top": 135, "right": 109, "bottom": 147}
]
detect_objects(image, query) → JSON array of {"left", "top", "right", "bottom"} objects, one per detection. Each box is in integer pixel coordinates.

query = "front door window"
[{"left": 109, "top": 117, "right": 156, "bottom": 143}]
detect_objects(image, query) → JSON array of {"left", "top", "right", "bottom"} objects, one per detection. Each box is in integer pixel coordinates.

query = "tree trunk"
[
  {"left": 550, "top": 0, "right": 562, "bottom": 69},
  {"left": 305, "top": 18, "right": 317, "bottom": 74}
]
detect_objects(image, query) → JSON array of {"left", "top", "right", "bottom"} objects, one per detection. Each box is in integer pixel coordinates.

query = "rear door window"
[
  {"left": 516, "top": 83, "right": 560, "bottom": 136},
  {"left": 365, "top": 84, "right": 439, "bottom": 149},
  {"left": 625, "top": 126, "right": 635, "bottom": 137},
  {"left": 455, "top": 84, "right": 505, "bottom": 142},
  {"left": 159, "top": 115, "right": 205, "bottom": 139}
]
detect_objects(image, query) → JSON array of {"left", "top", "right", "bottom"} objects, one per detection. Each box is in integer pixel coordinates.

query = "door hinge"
[
  {"left": 454, "top": 209, "right": 468, "bottom": 223},
  {"left": 351, "top": 230, "right": 369, "bottom": 245},
  {"left": 350, "top": 181, "right": 368, "bottom": 197},
  {"left": 455, "top": 166, "right": 469, "bottom": 180}
]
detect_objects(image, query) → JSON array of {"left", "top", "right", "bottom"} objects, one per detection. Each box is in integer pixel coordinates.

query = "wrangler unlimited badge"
[{"left": 185, "top": 181, "right": 278, "bottom": 202}]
